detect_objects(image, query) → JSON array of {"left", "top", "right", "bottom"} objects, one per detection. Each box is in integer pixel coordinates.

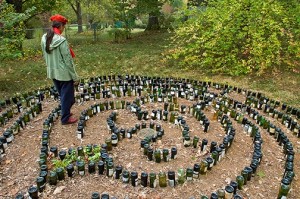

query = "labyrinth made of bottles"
[{"left": 0, "top": 75, "right": 299, "bottom": 199}]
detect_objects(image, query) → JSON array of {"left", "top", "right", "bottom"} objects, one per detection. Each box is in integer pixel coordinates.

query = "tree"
[
  {"left": 66, "top": 0, "right": 83, "bottom": 33},
  {"left": 0, "top": 2, "right": 35, "bottom": 59},
  {"left": 169, "top": 0, "right": 300, "bottom": 75},
  {"left": 5, "top": 0, "right": 61, "bottom": 20},
  {"left": 135, "top": 0, "right": 165, "bottom": 31}
]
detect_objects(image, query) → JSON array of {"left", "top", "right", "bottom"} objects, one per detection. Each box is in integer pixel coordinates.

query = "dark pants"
[{"left": 53, "top": 79, "right": 75, "bottom": 123}]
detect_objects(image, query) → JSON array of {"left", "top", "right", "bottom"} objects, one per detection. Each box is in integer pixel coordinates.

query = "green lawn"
[{"left": 0, "top": 30, "right": 299, "bottom": 107}]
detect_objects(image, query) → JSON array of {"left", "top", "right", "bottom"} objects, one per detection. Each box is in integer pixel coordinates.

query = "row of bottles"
[
  {"left": 221, "top": 91, "right": 294, "bottom": 198},
  {"left": 71, "top": 74, "right": 299, "bottom": 121},
  {"left": 14, "top": 75, "right": 296, "bottom": 198},
  {"left": 0, "top": 103, "right": 43, "bottom": 163}
]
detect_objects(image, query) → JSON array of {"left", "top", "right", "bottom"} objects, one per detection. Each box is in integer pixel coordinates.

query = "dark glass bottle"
[
  {"left": 91, "top": 192, "right": 100, "bottom": 199},
  {"left": 36, "top": 176, "right": 45, "bottom": 192},
  {"left": 230, "top": 181, "right": 238, "bottom": 194},
  {"left": 49, "top": 171, "right": 58, "bottom": 185},
  {"left": 201, "top": 139, "right": 208, "bottom": 152},
  {"left": 141, "top": 172, "right": 148, "bottom": 187},
  {"left": 106, "top": 161, "right": 114, "bottom": 177},
  {"left": 67, "top": 164, "right": 75, "bottom": 177},
  {"left": 131, "top": 171, "right": 139, "bottom": 187},
  {"left": 193, "top": 163, "right": 200, "bottom": 179},
  {"left": 206, "top": 156, "right": 214, "bottom": 170},
  {"left": 56, "top": 167, "right": 65, "bottom": 181},
  {"left": 98, "top": 160, "right": 105, "bottom": 175},
  {"left": 88, "top": 161, "right": 96, "bottom": 174},
  {"left": 168, "top": 171, "right": 175, "bottom": 187},
  {"left": 28, "top": 186, "right": 38, "bottom": 199},
  {"left": 147, "top": 148, "right": 153, "bottom": 161},
  {"left": 171, "top": 147, "right": 177, "bottom": 159}
]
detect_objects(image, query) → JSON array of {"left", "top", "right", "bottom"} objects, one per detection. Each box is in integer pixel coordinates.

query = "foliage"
[
  {"left": 51, "top": 145, "right": 101, "bottom": 170},
  {"left": 0, "top": 2, "right": 35, "bottom": 60},
  {"left": 168, "top": 0, "right": 300, "bottom": 75}
]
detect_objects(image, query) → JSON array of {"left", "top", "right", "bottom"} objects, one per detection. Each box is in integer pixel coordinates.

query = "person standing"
[{"left": 41, "top": 14, "right": 78, "bottom": 125}]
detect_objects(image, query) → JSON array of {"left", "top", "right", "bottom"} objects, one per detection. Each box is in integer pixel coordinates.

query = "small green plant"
[
  {"left": 257, "top": 170, "right": 266, "bottom": 178},
  {"left": 51, "top": 150, "right": 78, "bottom": 170}
]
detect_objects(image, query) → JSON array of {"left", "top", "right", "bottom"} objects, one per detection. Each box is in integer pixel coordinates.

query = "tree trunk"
[
  {"left": 76, "top": 1, "right": 83, "bottom": 33},
  {"left": 6, "top": 0, "right": 22, "bottom": 12},
  {"left": 145, "top": 12, "right": 160, "bottom": 31}
]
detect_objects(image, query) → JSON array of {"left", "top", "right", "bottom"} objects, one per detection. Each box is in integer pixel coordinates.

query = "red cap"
[{"left": 50, "top": 14, "right": 68, "bottom": 24}]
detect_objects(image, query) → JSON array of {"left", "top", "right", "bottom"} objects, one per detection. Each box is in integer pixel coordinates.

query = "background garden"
[{"left": 0, "top": 0, "right": 300, "bottom": 198}]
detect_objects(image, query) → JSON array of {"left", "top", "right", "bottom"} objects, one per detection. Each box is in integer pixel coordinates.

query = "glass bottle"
[
  {"left": 122, "top": 170, "right": 129, "bottom": 183},
  {"left": 131, "top": 171, "right": 139, "bottom": 187},
  {"left": 177, "top": 168, "right": 186, "bottom": 184},
  {"left": 154, "top": 149, "right": 161, "bottom": 163},
  {"left": 277, "top": 183, "right": 290, "bottom": 199},
  {"left": 217, "top": 189, "right": 225, "bottom": 199},
  {"left": 147, "top": 148, "right": 153, "bottom": 161},
  {"left": 200, "top": 160, "right": 208, "bottom": 175},
  {"left": 49, "top": 171, "right": 58, "bottom": 185},
  {"left": 77, "top": 161, "right": 85, "bottom": 176},
  {"left": 225, "top": 185, "right": 234, "bottom": 199},
  {"left": 193, "top": 136, "right": 199, "bottom": 148},
  {"left": 36, "top": 176, "right": 45, "bottom": 192},
  {"left": 106, "top": 161, "right": 114, "bottom": 177},
  {"left": 163, "top": 149, "right": 169, "bottom": 162},
  {"left": 168, "top": 171, "right": 175, "bottom": 187},
  {"left": 149, "top": 172, "right": 157, "bottom": 188},
  {"left": 186, "top": 168, "right": 193, "bottom": 181},
  {"left": 67, "top": 164, "right": 75, "bottom": 177},
  {"left": 236, "top": 175, "right": 244, "bottom": 190},
  {"left": 158, "top": 171, "right": 167, "bottom": 187},
  {"left": 114, "top": 165, "right": 122, "bottom": 180},
  {"left": 28, "top": 186, "right": 38, "bottom": 199},
  {"left": 91, "top": 192, "right": 100, "bottom": 199},
  {"left": 56, "top": 167, "right": 65, "bottom": 181},
  {"left": 171, "top": 147, "right": 177, "bottom": 159},
  {"left": 88, "top": 161, "right": 96, "bottom": 174},
  {"left": 193, "top": 163, "right": 200, "bottom": 179},
  {"left": 141, "top": 172, "right": 148, "bottom": 187},
  {"left": 201, "top": 139, "right": 208, "bottom": 152}
]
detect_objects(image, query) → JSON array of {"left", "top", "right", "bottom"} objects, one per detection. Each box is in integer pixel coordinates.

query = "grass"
[{"left": 0, "top": 29, "right": 299, "bottom": 108}]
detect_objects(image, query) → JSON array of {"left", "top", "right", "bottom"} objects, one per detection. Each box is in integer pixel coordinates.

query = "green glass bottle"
[
  {"left": 154, "top": 150, "right": 161, "bottom": 163},
  {"left": 277, "top": 183, "right": 290, "bottom": 199},
  {"left": 200, "top": 160, "right": 208, "bottom": 175},
  {"left": 236, "top": 175, "right": 244, "bottom": 190},
  {"left": 193, "top": 136, "right": 199, "bottom": 148},
  {"left": 163, "top": 149, "right": 169, "bottom": 162},
  {"left": 49, "top": 171, "right": 58, "bottom": 185},
  {"left": 56, "top": 167, "right": 65, "bottom": 181},
  {"left": 77, "top": 161, "right": 85, "bottom": 176},
  {"left": 177, "top": 168, "right": 186, "bottom": 184},
  {"left": 149, "top": 172, "right": 157, "bottom": 188},
  {"left": 158, "top": 171, "right": 167, "bottom": 187},
  {"left": 186, "top": 168, "right": 193, "bottom": 181}
]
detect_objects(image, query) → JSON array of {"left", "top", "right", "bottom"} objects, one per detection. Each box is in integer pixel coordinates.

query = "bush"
[{"left": 168, "top": 0, "right": 300, "bottom": 75}]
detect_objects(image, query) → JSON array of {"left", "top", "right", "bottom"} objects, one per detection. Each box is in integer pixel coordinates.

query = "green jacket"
[{"left": 41, "top": 34, "right": 79, "bottom": 81}]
